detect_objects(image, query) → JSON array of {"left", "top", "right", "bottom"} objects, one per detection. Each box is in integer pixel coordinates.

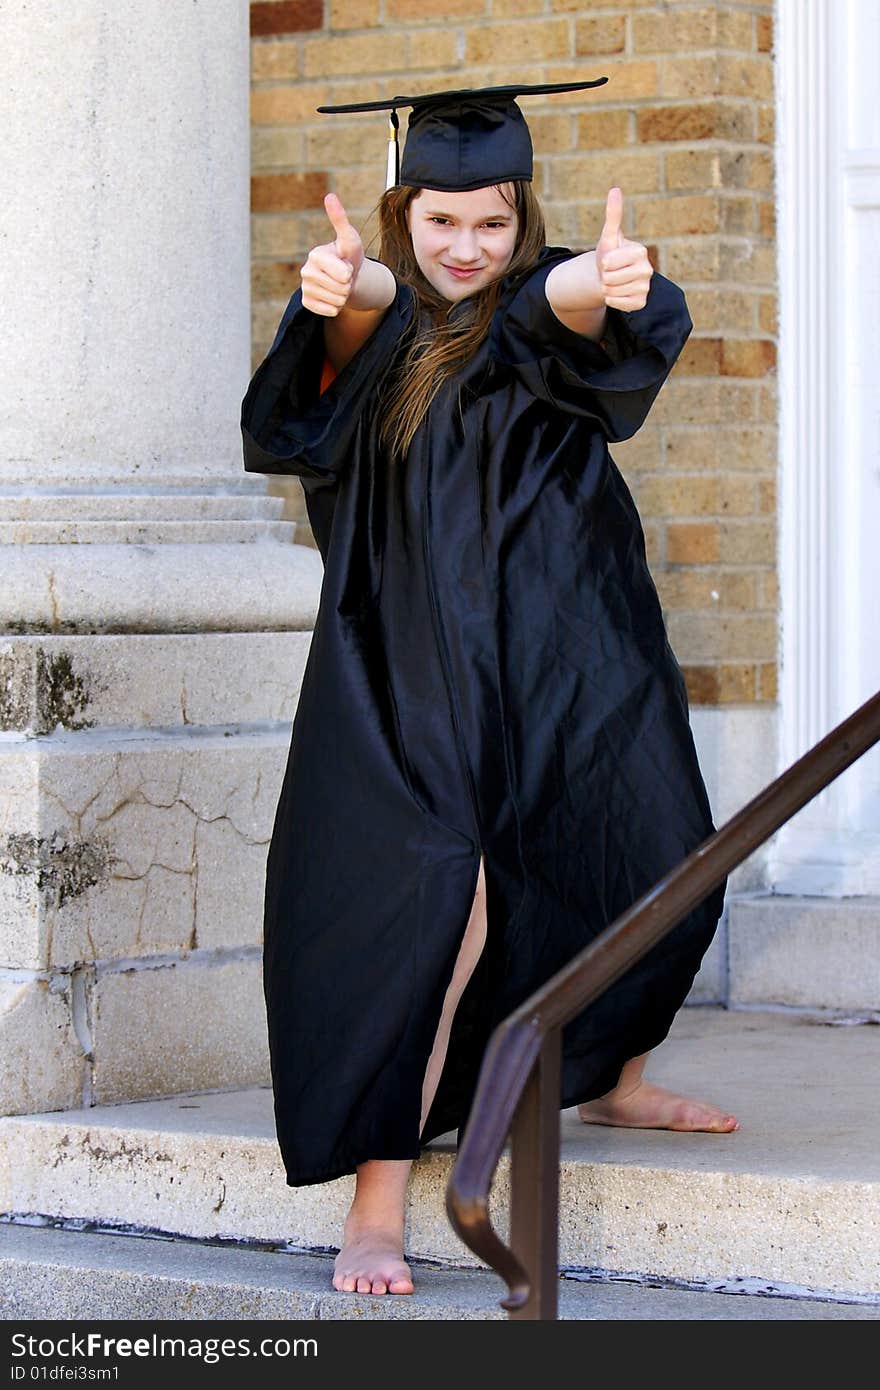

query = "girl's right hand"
[{"left": 300, "top": 192, "right": 365, "bottom": 317}]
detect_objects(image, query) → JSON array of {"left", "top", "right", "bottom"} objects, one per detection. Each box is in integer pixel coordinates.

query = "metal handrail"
[{"left": 446, "top": 688, "right": 880, "bottom": 1318}]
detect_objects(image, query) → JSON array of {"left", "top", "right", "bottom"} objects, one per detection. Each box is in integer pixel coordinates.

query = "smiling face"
[{"left": 405, "top": 183, "right": 519, "bottom": 302}]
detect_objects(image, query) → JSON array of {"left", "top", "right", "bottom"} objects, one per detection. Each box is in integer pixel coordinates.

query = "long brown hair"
[{"left": 371, "top": 180, "right": 545, "bottom": 463}]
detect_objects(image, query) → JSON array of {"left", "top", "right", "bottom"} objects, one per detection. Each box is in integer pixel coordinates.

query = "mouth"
[{"left": 442, "top": 265, "right": 484, "bottom": 280}]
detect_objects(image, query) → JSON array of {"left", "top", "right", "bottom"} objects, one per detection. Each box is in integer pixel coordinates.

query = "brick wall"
[{"left": 249, "top": 0, "right": 777, "bottom": 707}]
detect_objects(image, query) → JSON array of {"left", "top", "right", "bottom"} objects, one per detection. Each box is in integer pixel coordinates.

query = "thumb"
[
  {"left": 599, "top": 186, "right": 624, "bottom": 253},
  {"left": 324, "top": 192, "right": 360, "bottom": 261}
]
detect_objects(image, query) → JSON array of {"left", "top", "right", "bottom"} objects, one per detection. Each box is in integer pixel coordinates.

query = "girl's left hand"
[{"left": 594, "top": 187, "right": 653, "bottom": 312}]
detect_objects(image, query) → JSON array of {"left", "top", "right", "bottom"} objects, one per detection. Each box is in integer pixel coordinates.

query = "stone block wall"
[
  {"left": 0, "top": 629, "right": 316, "bottom": 1115},
  {"left": 249, "top": 0, "right": 778, "bottom": 708}
]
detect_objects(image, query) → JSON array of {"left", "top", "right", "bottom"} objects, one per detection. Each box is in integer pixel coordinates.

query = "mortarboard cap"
[{"left": 317, "top": 80, "right": 609, "bottom": 193}]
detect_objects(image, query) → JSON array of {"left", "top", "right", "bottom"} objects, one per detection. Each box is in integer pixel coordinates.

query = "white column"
[
  {"left": 0, "top": 3, "right": 320, "bottom": 1118},
  {"left": 0, "top": 0, "right": 314, "bottom": 631},
  {"left": 774, "top": 0, "right": 880, "bottom": 893},
  {"left": 1, "top": 0, "right": 250, "bottom": 477},
  {"left": 838, "top": 1, "right": 880, "bottom": 879}
]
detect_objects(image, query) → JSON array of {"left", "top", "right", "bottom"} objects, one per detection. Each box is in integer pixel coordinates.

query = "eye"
[
  {"left": 428, "top": 216, "right": 451, "bottom": 224},
  {"left": 483, "top": 221, "right": 506, "bottom": 229}
]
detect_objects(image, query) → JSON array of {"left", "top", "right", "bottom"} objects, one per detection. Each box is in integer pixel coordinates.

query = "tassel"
[{"left": 385, "top": 109, "right": 400, "bottom": 190}]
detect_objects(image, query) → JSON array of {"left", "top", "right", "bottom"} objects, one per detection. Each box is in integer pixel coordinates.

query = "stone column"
[{"left": 0, "top": 2, "right": 319, "bottom": 1114}]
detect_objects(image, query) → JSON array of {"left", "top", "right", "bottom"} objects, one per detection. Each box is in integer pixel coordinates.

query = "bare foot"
[
  {"left": 577, "top": 1079, "right": 739, "bottom": 1133},
  {"left": 332, "top": 1224, "right": 415, "bottom": 1296}
]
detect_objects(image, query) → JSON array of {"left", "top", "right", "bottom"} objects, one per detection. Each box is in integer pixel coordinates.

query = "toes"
[
  {"left": 680, "top": 1104, "right": 739, "bottom": 1132},
  {"left": 331, "top": 1244, "right": 413, "bottom": 1296},
  {"left": 696, "top": 1106, "right": 737, "bottom": 1132},
  {"left": 389, "top": 1277, "right": 414, "bottom": 1294},
  {"left": 333, "top": 1269, "right": 412, "bottom": 1296}
]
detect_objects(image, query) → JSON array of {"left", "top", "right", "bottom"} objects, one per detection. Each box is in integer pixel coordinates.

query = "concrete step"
[
  {"left": 2, "top": 1223, "right": 877, "bottom": 1321},
  {"left": 728, "top": 894, "right": 880, "bottom": 1011},
  {"left": 1, "top": 1008, "right": 878, "bottom": 1303},
  {"left": 0, "top": 519, "right": 297, "bottom": 544},
  {"left": 0, "top": 495, "right": 287, "bottom": 522}
]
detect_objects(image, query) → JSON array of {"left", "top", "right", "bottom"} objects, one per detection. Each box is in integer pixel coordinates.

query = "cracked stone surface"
[
  {"left": 0, "top": 730, "right": 287, "bottom": 968},
  {"left": 0, "top": 754, "right": 40, "bottom": 953}
]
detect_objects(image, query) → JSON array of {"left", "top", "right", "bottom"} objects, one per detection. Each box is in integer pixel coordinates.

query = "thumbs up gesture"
[
  {"left": 594, "top": 187, "right": 652, "bottom": 312},
  {"left": 300, "top": 192, "right": 366, "bottom": 317}
]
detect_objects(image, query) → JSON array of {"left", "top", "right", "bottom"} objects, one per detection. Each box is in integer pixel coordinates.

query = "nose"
[{"left": 448, "top": 226, "right": 481, "bottom": 265}]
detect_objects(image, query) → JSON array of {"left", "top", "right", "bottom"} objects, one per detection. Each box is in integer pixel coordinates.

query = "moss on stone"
[{"left": 0, "top": 831, "right": 111, "bottom": 906}]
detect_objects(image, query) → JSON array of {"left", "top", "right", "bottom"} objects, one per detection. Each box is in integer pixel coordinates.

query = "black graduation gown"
[{"left": 240, "top": 245, "right": 727, "bottom": 1187}]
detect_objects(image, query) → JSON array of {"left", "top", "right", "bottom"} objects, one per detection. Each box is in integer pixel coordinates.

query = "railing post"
[{"left": 507, "top": 1026, "right": 562, "bottom": 1320}]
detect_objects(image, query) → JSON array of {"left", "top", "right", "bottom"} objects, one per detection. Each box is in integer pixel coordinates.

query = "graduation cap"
[{"left": 316, "top": 80, "right": 609, "bottom": 193}]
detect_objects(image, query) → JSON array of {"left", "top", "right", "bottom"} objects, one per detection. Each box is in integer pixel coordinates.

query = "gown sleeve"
[
  {"left": 240, "top": 264, "right": 412, "bottom": 483},
  {"left": 490, "top": 251, "right": 692, "bottom": 442}
]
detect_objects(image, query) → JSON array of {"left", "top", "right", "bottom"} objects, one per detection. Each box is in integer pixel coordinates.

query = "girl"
[{"left": 241, "top": 83, "right": 736, "bottom": 1300}]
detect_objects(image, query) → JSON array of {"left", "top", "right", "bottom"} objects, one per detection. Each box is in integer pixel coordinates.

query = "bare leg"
[
  {"left": 420, "top": 854, "right": 488, "bottom": 1134},
  {"left": 333, "top": 855, "right": 488, "bottom": 1295},
  {"left": 577, "top": 1051, "right": 739, "bottom": 1133}
]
